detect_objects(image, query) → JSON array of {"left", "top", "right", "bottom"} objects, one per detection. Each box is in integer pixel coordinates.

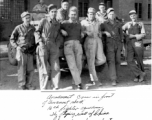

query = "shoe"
[
  {"left": 18, "top": 85, "right": 27, "bottom": 90},
  {"left": 94, "top": 81, "right": 102, "bottom": 86},
  {"left": 139, "top": 72, "right": 146, "bottom": 82},
  {"left": 86, "top": 81, "right": 95, "bottom": 86},
  {"left": 76, "top": 84, "right": 83, "bottom": 90},
  {"left": 26, "top": 85, "right": 36, "bottom": 90},
  {"left": 52, "top": 88, "right": 59, "bottom": 90},
  {"left": 133, "top": 77, "right": 139, "bottom": 82},
  {"left": 112, "top": 81, "right": 117, "bottom": 86}
]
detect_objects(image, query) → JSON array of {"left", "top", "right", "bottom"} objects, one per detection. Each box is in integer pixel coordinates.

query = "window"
[
  {"left": 148, "top": 4, "right": 151, "bottom": 19},
  {"left": 0, "top": 0, "right": 11, "bottom": 20},
  {"left": 78, "top": 0, "right": 89, "bottom": 17},
  {"left": 134, "top": 2, "right": 142, "bottom": 18},
  {"left": 0, "top": 0, "right": 26, "bottom": 21}
]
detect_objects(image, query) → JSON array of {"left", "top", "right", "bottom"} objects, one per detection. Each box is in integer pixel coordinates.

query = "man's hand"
[
  {"left": 86, "top": 31, "right": 93, "bottom": 37},
  {"left": 61, "top": 29, "right": 68, "bottom": 37},
  {"left": 81, "top": 32, "right": 85, "bottom": 38},
  {"left": 39, "top": 42, "right": 45, "bottom": 48},
  {"left": 135, "top": 34, "right": 142, "bottom": 40},
  {"left": 104, "top": 31, "right": 111, "bottom": 37},
  {"left": 129, "top": 34, "right": 136, "bottom": 39}
]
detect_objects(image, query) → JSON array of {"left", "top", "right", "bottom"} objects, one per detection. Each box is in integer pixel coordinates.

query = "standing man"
[
  {"left": 81, "top": 7, "right": 106, "bottom": 86},
  {"left": 122, "top": 10, "right": 146, "bottom": 82},
  {"left": 56, "top": 0, "right": 69, "bottom": 22},
  {"left": 96, "top": 2, "right": 108, "bottom": 23},
  {"left": 35, "top": 4, "right": 61, "bottom": 90},
  {"left": 33, "top": 0, "right": 48, "bottom": 12},
  {"left": 61, "top": 6, "right": 83, "bottom": 90},
  {"left": 101, "top": 8, "right": 123, "bottom": 86},
  {"left": 32, "top": 0, "right": 48, "bottom": 20},
  {"left": 10, "top": 12, "right": 36, "bottom": 90},
  {"left": 56, "top": 0, "right": 69, "bottom": 56}
]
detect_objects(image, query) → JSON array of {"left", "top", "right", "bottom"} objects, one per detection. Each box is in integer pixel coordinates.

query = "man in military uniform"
[
  {"left": 60, "top": 6, "right": 83, "bottom": 90},
  {"left": 101, "top": 8, "right": 123, "bottom": 86},
  {"left": 96, "top": 2, "right": 108, "bottom": 23},
  {"left": 10, "top": 12, "right": 36, "bottom": 90},
  {"left": 122, "top": 10, "right": 146, "bottom": 82},
  {"left": 56, "top": 0, "right": 69, "bottom": 22},
  {"left": 81, "top": 7, "right": 106, "bottom": 87},
  {"left": 35, "top": 4, "right": 61, "bottom": 90}
]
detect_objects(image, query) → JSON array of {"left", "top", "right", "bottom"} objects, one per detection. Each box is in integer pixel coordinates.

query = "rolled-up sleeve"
[{"left": 10, "top": 26, "right": 19, "bottom": 48}]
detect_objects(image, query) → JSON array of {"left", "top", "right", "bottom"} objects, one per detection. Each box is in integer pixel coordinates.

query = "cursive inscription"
[{"left": 42, "top": 92, "right": 115, "bottom": 120}]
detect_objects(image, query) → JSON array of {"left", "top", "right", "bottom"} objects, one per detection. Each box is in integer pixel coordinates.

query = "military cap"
[
  {"left": 99, "top": 2, "right": 105, "bottom": 6},
  {"left": 21, "top": 11, "right": 30, "bottom": 18},
  {"left": 129, "top": 10, "right": 136, "bottom": 15},
  {"left": 61, "top": 0, "right": 69, "bottom": 3},
  {"left": 88, "top": 7, "right": 96, "bottom": 13},
  {"left": 47, "top": 4, "right": 57, "bottom": 12},
  {"left": 107, "top": 8, "right": 114, "bottom": 14}
]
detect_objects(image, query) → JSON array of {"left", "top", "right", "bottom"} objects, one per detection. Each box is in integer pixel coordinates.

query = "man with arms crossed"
[{"left": 122, "top": 10, "right": 146, "bottom": 82}]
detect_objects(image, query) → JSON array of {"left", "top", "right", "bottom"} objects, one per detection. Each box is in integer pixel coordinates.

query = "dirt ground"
[{"left": 0, "top": 58, "right": 151, "bottom": 90}]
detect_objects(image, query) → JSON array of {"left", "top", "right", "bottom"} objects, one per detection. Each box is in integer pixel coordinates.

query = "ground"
[{"left": 0, "top": 58, "right": 151, "bottom": 90}]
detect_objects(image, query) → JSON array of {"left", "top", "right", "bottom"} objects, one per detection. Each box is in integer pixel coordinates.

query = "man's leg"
[
  {"left": 64, "top": 41, "right": 81, "bottom": 86},
  {"left": 36, "top": 46, "right": 49, "bottom": 90},
  {"left": 115, "top": 44, "right": 122, "bottom": 82},
  {"left": 17, "top": 52, "right": 27, "bottom": 89},
  {"left": 49, "top": 45, "right": 60, "bottom": 89},
  {"left": 74, "top": 41, "right": 83, "bottom": 75},
  {"left": 26, "top": 54, "right": 35, "bottom": 90},
  {"left": 107, "top": 44, "right": 117, "bottom": 85},
  {"left": 127, "top": 41, "right": 141, "bottom": 81}
]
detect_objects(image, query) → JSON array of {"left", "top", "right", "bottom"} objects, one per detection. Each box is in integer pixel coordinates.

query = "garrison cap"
[
  {"left": 61, "top": 0, "right": 69, "bottom": 3},
  {"left": 99, "top": 2, "right": 105, "bottom": 6},
  {"left": 107, "top": 8, "right": 114, "bottom": 14},
  {"left": 47, "top": 4, "right": 57, "bottom": 12},
  {"left": 21, "top": 11, "right": 30, "bottom": 18},
  {"left": 129, "top": 10, "right": 137, "bottom": 15},
  {"left": 88, "top": 7, "right": 96, "bottom": 13}
]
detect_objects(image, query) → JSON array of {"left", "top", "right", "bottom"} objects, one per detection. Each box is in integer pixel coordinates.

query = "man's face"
[
  {"left": 22, "top": 15, "right": 31, "bottom": 25},
  {"left": 39, "top": 0, "right": 44, "bottom": 4},
  {"left": 69, "top": 11, "right": 77, "bottom": 21},
  {"left": 87, "top": 12, "right": 95, "bottom": 21},
  {"left": 62, "top": 2, "right": 69, "bottom": 10},
  {"left": 130, "top": 14, "right": 137, "bottom": 21},
  {"left": 99, "top": 5, "right": 105, "bottom": 12},
  {"left": 49, "top": 8, "right": 57, "bottom": 19},
  {"left": 107, "top": 11, "right": 115, "bottom": 20}
]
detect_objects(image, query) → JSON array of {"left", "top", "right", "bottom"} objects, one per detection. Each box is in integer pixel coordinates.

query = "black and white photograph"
[{"left": 0, "top": 0, "right": 151, "bottom": 120}]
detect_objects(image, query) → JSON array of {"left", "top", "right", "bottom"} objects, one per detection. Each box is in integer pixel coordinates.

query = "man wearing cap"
[
  {"left": 100, "top": 8, "right": 123, "bottom": 86},
  {"left": 60, "top": 6, "right": 83, "bottom": 90},
  {"left": 122, "top": 10, "right": 146, "bottom": 82},
  {"left": 10, "top": 12, "right": 36, "bottom": 90},
  {"left": 81, "top": 7, "right": 106, "bottom": 87},
  {"left": 96, "top": 2, "right": 108, "bottom": 23},
  {"left": 35, "top": 4, "right": 61, "bottom": 90},
  {"left": 56, "top": 0, "right": 69, "bottom": 22}
]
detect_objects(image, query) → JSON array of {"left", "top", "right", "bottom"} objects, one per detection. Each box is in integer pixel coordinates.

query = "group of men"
[{"left": 10, "top": 0, "right": 146, "bottom": 90}]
